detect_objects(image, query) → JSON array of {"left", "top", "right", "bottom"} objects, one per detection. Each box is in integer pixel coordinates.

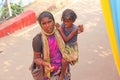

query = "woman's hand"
[{"left": 43, "top": 61, "right": 54, "bottom": 72}]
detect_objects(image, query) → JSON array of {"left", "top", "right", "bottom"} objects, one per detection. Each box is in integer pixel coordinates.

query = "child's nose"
[{"left": 64, "top": 22, "right": 68, "bottom": 25}]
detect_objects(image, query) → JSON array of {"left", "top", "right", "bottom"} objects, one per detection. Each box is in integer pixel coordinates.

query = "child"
[
  {"left": 56, "top": 8, "right": 84, "bottom": 80},
  {"left": 56, "top": 8, "right": 83, "bottom": 49},
  {"left": 56, "top": 9, "right": 83, "bottom": 45}
]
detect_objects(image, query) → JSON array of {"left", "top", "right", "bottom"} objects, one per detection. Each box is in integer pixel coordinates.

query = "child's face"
[
  {"left": 63, "top": 19, "right": 73, "bottom": 28},
  {"left": 40, "top": 17, "right": 54, "bottom": 33}
]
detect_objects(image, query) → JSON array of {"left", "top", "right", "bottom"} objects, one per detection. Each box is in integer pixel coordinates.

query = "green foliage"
[
  {"left": 0, "top": 5, "right": 9, "bottom": 21},
  {"left": 10, "top": 3, "right": 23, "bottom": 16},
  {"left": 0, "top": 3, "right": 23, "bottom": 22}
]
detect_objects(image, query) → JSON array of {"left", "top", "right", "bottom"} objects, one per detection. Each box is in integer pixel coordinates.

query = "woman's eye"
[
  {"left": 42, "top": 23, "right": 46, "bottom": 25},
  {"left": 48, "top": 21, "right": 51, "bottom": 23}
]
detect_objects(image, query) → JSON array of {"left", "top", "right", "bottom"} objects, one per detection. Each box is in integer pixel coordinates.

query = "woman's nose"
[{"left": 45, "top": 23, "right": 49, "bottom": 27}]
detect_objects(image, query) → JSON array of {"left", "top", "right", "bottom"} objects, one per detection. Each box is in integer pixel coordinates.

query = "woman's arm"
[
  {"left": 33, "top": 52, "right": 44, "bottom": 65},
  {"left": 33, "top": 52, "right": 54, "bottom": 71}
]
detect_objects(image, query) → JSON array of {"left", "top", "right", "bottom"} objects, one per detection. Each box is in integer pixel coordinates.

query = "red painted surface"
[{"left": 0, "top": 10, "right": 36, "bottom": 38}]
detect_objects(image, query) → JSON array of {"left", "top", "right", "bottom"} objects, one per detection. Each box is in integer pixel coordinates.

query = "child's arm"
[
  {"left": 56, "top": 23, "right": 77, "bottom": 42},
  {"left": 61, "top": 29, "right": 77, "bottom": 42}
]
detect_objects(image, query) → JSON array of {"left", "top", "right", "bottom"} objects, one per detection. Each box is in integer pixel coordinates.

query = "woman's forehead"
[{"left": 41, "top": 17, "right": 52, "bottom": 21}]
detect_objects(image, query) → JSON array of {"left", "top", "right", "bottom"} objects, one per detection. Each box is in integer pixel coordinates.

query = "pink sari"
[
  {"left": 44, "top": 34, "right": 71, "bottom": 80},
  {"left": 48, "top": 34, "right": 62, "bottom": 75}
]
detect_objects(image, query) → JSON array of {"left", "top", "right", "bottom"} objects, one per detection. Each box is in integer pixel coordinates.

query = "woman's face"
[{"left": 40, "top": 17, "right": 54, "bottom": 33}]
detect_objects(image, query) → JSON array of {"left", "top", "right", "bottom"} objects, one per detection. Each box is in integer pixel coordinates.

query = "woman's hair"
[
  {"left": 61, "top": 9, "right": 77, "bottom": 22},
  {"left": 37, "top": 11, "right": 55, "bottom": 25}
]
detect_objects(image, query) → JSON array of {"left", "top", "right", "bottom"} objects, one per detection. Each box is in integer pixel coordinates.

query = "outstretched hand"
[
  {"left": 78, "top": 24, "right": 84, "bottom": 34},
  {"left": 43, "top": 61, "right": 54, "bottom": 72}
]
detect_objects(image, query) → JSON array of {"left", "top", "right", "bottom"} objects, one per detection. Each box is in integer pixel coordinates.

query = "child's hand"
[
  {"left": 78, "top": 24, "right": 84, "bottom": 34},
  {"left": 55, "top": 23, "right": 62, "bottom": 32},
  {"left": 55, "top": 23, "right": 61, "bottom": 29}
]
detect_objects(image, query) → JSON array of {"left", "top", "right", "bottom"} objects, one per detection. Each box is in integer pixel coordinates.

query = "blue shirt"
[{"left": 61, "top": 23, "right": 78, "bottom": 46}]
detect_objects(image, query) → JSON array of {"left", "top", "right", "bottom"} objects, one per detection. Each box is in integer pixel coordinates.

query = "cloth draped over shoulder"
[{"left": 41, "top": 27, "right": 79, "bottom": 78}]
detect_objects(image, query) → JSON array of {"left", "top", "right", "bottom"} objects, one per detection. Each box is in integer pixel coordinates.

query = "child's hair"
[
  {"left": 37, "top": 11, "right": 55, "bottom": 25},
  {"left": 61, "top": 9, "right": 77, "bottom": 22}
]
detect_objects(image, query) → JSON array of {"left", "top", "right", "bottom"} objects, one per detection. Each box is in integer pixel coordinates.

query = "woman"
[{"left": 32, "top": 11, "right": 71, "bottom": 80}]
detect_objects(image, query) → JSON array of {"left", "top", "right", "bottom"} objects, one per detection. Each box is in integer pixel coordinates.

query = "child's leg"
[{"left": 58, "top": 59, "right": 67, "bottom": 80}]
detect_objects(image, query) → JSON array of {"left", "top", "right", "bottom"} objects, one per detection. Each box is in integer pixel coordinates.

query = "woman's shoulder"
[
  {"left": 32, "top": 33, "right": 43, "bottom": 53},
  {"left": 33, "top": 33, "right": 42, "bottom": 42}
]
